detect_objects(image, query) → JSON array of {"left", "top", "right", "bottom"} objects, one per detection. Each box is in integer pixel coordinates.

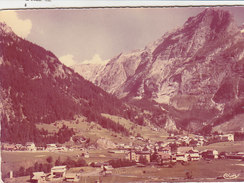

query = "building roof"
[
  {"left": 65, "top": 173, "right": 79, "bottom": 178},
  {"left": 32, "top": 172, "right": 46, "bottom": 180},
  {"left": 26, "top": 142, "right": 35, "bottom": 145},
  {"left": 188, "top": 149, "right": 199, "bottom": 154},
  {"left": 158, "top": 146, "right": 171, "bottom": 152},
  {"left": 51, "top": 165, "right": 67, "bottom": 172},
  {"left": 135, "top": 151, "right": 150, "bottom": 155},
  {"left": 47, "top": 144, "right": 57, "bottom": 147},
  {"left": 177, "top": 146, "right": 193, "bottom": 153}
]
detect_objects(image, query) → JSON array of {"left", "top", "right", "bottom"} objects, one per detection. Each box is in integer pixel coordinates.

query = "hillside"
[
  {"left": 73, "top": 8, "right": 244, "bottom": 132},
  {"left": 0, "top": 22, "right": 149, "bottom": 144}
]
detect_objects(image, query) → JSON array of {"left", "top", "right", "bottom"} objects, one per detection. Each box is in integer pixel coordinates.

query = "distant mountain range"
[{"left": 73, "top": 8, "right": 244, "bottom": 133}]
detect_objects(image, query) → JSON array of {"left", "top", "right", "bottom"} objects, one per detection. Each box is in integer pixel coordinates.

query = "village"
[{"left": 2, "top": 132, "right": 244, "bottom": 182}]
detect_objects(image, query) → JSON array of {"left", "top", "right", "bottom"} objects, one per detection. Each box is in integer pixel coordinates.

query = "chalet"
[
  {"left": 102, "top": 165, "right": 114, "bottom": 171},
  {"left": 187, "top": 150, "right": 200, "bottom": 161},
  {"left": 50, "top": 165, "right": 66, "bottom": 180},
  {"left": 2, "top": 144, "right": 16, "bottom": 151},
  {"left": 56, "top": 146, "right": 68, "bottom": 152},
  {"left": 136, "top": 137, "right": 144, "bottom": 141},
  {"left": 158, "top": 152, "right": 171, "bottom": 164},
  {"left": 178, "top": 136, "right": 191, "bottom": 145},
  {"left": 201, "top": 150, "right": 219, "bottom": 159},
  {"left": 176, "top": 153, "right": 188, "bottom": 162},
  {"left": 64, "top": 173, "right": 80, "bottom": 182},
  {"left": 30, "top": 171, "right": 46, "bottom": 183},
  {"left": 26, "top": 142, "right": 36, "bottom": 151},
  {"left": 219, "top": 134, "right": 234, "bottom": 142},
  {"left": 46, "top": 144, "right": 57, "bottom": 152},
  {"left": 15, "top": 144, "right": 24, "bottom": 150},
  {"left": 158, "top": 146, "right": 171, "bottom": 154}
]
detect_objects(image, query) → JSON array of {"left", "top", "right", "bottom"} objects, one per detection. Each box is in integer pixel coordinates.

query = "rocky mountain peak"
[
  {"left": 73, "top": 8, "right": 244, "bottom": 132},
  {"left": 185, "top": 8, "right": 234, "bottom": 30}
]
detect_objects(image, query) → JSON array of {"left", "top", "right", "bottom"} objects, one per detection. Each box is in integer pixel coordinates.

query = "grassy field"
[
  {"left": 196, "top": 141, "right": 244, "bottom": 153},
  {"left": 36, "top": 114, "right": 168, "bottom": 147},
  {"left": 102, "top": 113, "right": 168, "bottom": 142},
  {"left": 3, "top": 154, "right": 244, "bottom": 182},
  {"left": 36, "top": 116, "right": 132, "bottom": 146},
  {"left": 82, "top": 159, "right": 244, "bottom": 183},
  {"left": 1, "top": 149, "right": 126, "bottom": 179},
  {"left": 1, "top": 150, "right": 78, "bottom": 178}
]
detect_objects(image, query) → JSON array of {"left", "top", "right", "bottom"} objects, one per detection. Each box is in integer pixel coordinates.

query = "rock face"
[
  {"left": 74, "top": 8, "right": 244, "bottom": 131},
  {"left": 72, "top": 63, "right": 106, "bottom": 83}
]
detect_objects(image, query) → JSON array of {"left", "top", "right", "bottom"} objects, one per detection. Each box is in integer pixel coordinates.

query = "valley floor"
[
  {"left": 2, "top": 142, "right": 244, "bottom": 183},
  {"left": 3, "top": 159, "right": 244, "bottom": 183}
]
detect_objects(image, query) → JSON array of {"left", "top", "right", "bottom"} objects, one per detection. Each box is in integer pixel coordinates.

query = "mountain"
[
  {"left": 71, "top": 62, "right": 106, "bottom": 83},
  {"left": 73, "top": 8, "right": 244, "bottom": 132},
  {"left": 0, "top": 21, "right": 171, "bottom": 144},
  {"left": 0, "top": 22, "right": 139, "bottom": 143},
  {"left": 71, "top": 54, "right": 108, "bottom": 83}
]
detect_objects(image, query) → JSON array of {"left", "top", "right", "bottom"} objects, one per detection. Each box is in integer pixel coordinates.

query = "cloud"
[
  {"left": 82, "top": 54, "right": 108, "bottom": 65},
  {"left": 0, "top": 10, "right": 32, "bottom": 38},
  {"left": 59, "top": 54, "right": 77, "bottom": 67}
]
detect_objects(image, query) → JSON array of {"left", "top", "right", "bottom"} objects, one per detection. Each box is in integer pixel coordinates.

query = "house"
[
  {"left": 56, "top": 146, "right": 68, "bottom": 152},
  {"left": 158, "top": 146, "right": 171, "bottom": 154},
  {"left": 2, "top": 144, "right": 16, "bottom": 151},
  {"left": 46, "top": 144, "right": 57, "bottom": 152},
  {"left": 102, "top": 165, "right": 114, "bottom": 171},
  {"left": 26, "top": 142, "right": 36, "bottom": 151},
  {"left": 187, "top": 150, "right": 200, "bottom": 161},
  {"left": 30, "top": 172, "right": 46, "bottom": 183},
  {"left": 64, "top": 173, "right": 80, "bottom": 182},
  {"left": 220, "top": 134, "right": 234, "bottom": 142},
  {"left": 201, "top": 150, "right": 219, "bottom": 159},
  {"left": 15, "top": 144, "right": 24, "bottom": 150},
  {"left": 126, "top": 150, "right": 151, "bottom": 163},
  {"left": 213, "top": 134, "right": 234, "bottom": 142},
  {"left": 50, "top": 166, "right": 66, "bottom": 180},
  {"left": 176, "top": 153, "right": 188, "bottom": 162},
  {"left": 158, "top": 152, "right": 171, "bottom": 164}
]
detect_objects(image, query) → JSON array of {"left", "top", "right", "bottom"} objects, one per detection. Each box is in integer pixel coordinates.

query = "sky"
[{"left": 1, "top": 7, "right": 244, "bottom": 66}]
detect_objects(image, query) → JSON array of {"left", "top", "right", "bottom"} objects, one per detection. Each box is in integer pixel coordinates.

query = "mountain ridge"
[
  {"left": 73, "top": 8, "right": 244, "bottom": 132},
  {"left": 0, "top": 22, "right": 134, "bottom": 143}
]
